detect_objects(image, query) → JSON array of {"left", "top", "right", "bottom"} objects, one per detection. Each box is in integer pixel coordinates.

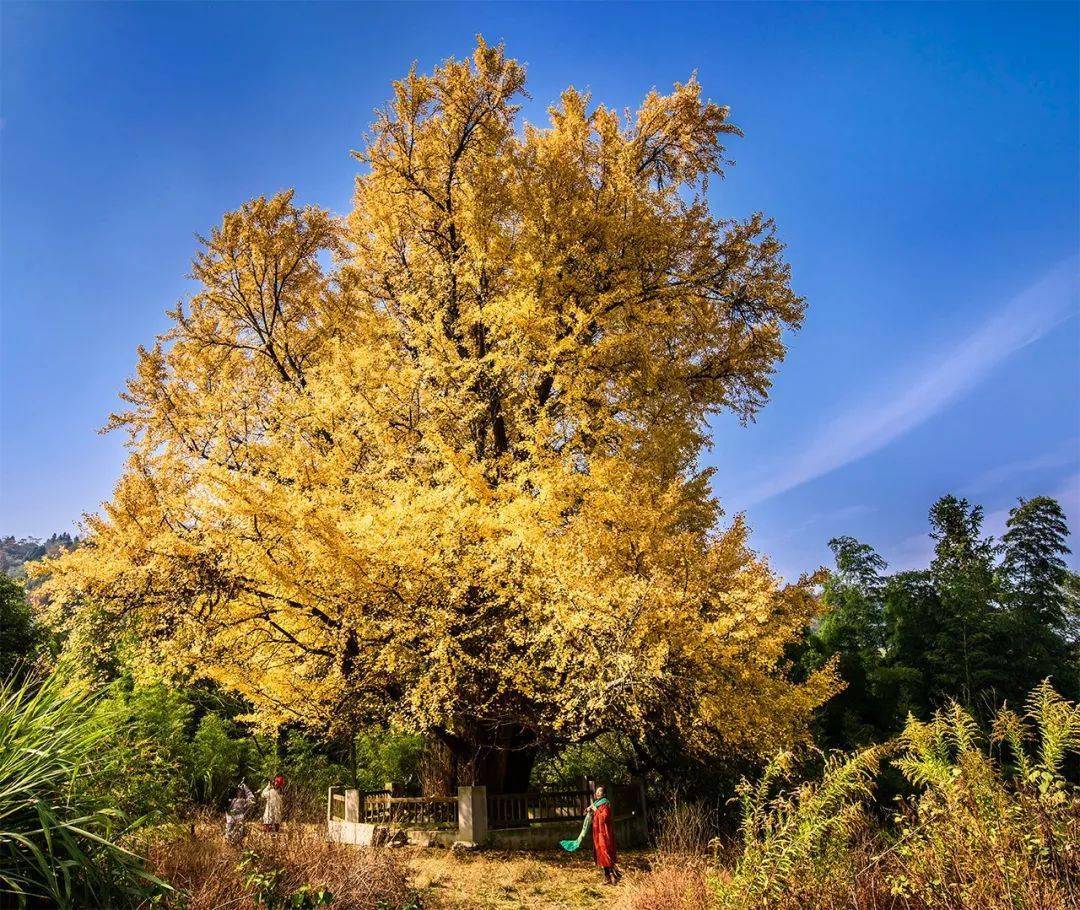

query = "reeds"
[
  {"left": 0, "top": 671, "right": 164, "bottom": 908},
  {"left": 618, "top": 682, "right": 1079, "bottom": 910}
]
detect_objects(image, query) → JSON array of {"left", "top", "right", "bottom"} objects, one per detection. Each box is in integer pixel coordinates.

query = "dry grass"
[
  {"left": 612, "top": 858, "right": 713, "bottom": 910},
  {"left": 143, "top": 823, "right": 653, "bottom": 910},
  {"left": 143, "top": 822, "right": 414, "bottom": 910},
  {"left": 410, "top": 848, "right": 653, "bottom": 910}
]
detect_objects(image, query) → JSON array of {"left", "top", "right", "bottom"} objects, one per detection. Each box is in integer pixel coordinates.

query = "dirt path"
[{"left": 409, "top": 849, "right": 652, "bottom": 909}]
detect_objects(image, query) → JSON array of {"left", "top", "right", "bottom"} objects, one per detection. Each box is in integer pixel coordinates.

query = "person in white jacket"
[{"left": 261, "top": 775, "right": 284, "bottom": 832}]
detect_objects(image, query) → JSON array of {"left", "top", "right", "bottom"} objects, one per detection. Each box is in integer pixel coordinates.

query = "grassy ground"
[{"left": 409, "top": 848, "right": 655, "bottom": 910}]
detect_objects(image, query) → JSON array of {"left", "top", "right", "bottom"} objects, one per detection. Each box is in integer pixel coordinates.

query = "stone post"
[
  {"left": 457, "top": 785, "right": 487, "bottom": 845},
  {"left": 344, "top": 788, "right": 360, "bottom": 824}
]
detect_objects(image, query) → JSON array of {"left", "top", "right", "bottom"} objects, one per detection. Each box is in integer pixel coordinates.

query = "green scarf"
[{"left": 559, "top": 798, "right": 609, "bottom": 852}]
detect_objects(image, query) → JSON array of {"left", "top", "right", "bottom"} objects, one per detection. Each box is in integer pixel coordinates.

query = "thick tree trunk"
[{"left": 421, "top": 724, "right": 538, "bottom": 795}]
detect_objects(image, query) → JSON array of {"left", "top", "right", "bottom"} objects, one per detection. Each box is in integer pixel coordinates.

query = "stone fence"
[{"left": 327, "top": 782, "right": 648, "bottom": 850}]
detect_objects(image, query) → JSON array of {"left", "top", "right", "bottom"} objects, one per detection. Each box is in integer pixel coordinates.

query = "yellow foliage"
[{"left": 38, "top": 40, "right": 836, "bottom": 762}]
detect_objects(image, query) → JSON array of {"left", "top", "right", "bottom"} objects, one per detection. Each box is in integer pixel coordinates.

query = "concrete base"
[
  {"left": 488, "top": 813, "right": 646, "bottom": 850},
  {"left": 328, "top": 819, "right": 457, "bottom": 847}
]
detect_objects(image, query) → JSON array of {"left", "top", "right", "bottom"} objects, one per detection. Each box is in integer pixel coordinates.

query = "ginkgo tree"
[{"left": 40, "top": 39, "right": 836, "bottom": 793}]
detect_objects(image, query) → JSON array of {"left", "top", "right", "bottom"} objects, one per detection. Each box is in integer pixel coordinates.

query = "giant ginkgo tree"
[{"left": 41, "top": 40, "right": 836, "bottom": 793}]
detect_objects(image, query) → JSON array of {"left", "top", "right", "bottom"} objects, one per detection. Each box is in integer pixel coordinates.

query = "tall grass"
[
  {"left": 887, "top": 681, "right": 1079, "bottom": 910},
  {"left": 143, "top": 822, "right": 417, "bottom": 910},
  {"left": 618, "top": 682, "right": 1079, "bottom": 910},
  {"left": 0, "top": 671, "right": 165, "bottom": 908}
]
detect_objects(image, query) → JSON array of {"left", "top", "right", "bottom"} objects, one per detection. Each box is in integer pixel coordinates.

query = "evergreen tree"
[
  {"left": 805, "top": 537, "right": 892, "bottom": 746},
  {"left": 1000, "top": 497, "right": 1077, "bottom": 697},
  {"left": 926, "top": 495, "right": 1004, "bottom": 704},
  {"left": 0, "top": 575, "right": 39, "bottom": 678},
  {"left": 882, "top": 569, "right": 941, "bottom": 720}
]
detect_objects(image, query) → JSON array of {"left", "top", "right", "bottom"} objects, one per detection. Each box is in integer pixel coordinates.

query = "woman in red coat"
[{"left": 587, "top": 786, "right": 622, "bottom": 884}]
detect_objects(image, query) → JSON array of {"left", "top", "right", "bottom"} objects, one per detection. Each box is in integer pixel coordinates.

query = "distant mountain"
[{"left": 1, "top": 533, "right": 78, "bottom": 578}]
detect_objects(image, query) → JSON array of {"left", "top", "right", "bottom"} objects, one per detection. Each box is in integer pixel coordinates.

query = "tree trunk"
[{"left": 421, "top": 724, "right": 538, "bottom": 795}]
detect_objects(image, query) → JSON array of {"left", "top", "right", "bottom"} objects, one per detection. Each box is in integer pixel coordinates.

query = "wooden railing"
[
  {"left": 360, "top": 792, "right": 458, "bottom": 828},
  {"left": 332, "top": 783, "right": 643, "bottom": 834},
  {"left": 329, "top": 787, "right": 456, "bottom": 828},
  {"left": 487, "top": 788, "right": 592, "bottom": 829}
]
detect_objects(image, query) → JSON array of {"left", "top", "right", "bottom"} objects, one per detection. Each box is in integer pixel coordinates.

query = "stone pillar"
[
  {"left": 457, "top": 785, "right": 487, "bottom": 845},
  {"left": 344, "top": 788, "right": 360, "bottom": 824}
]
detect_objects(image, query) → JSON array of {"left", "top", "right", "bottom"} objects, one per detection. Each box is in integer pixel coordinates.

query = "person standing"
[
  {"left": 261, "top": 775, "right": 284, "bottom": 832},
  {"left": 587, "top": 786, "right": 621, "bottom": 884},
  {"left": 225, "top": 781, "right": 255, "bottom": 844}
]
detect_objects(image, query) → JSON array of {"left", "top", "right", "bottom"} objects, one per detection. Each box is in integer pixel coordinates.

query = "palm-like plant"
[{"left": 0, "top": 670, "right": 165, "bottom": 908}]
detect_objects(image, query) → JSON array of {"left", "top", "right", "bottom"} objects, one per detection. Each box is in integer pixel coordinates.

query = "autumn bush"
[
  {"left": 615, "top": 861, "right": 713, "bottom": 910},
  {"left": 716, "top": 745, "right": 891, "bottom": 910},
  {"left": 142, "top": 822, "right": 417, "bottom": 910},
  {"left": 707, "top": 682, "right": 1080, "bottom": 910},
  {"left": 614, "top": 682, "right": 1078, "bottom": 910},
  {"left": 881, "top": 683, "right": 1080, "bottom": 910}
]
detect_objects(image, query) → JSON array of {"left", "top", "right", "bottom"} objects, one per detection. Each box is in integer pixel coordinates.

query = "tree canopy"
[
  {"left": 38, "top": 40, "right": 835, "bottom": 790},
  {"left": 804, "top": 493, "right": 1078, "bottom": 749}
]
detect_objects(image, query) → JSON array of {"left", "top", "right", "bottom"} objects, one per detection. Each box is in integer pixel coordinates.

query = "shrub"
[
  {"left": 718, "top": 745, "right": 890, "bottom": 909},
  {"left": 712, "top": 682, "right": 1079, "bottom": 910},
  {"left": 655, "top": 797, "right": 720, "bottom": 859},
  {"left": 189, "top": 712, "right": 254, "bottom": 806},
  {"left": 887, "top": 683, "right": 1080, "bottom": 910},
  {"left": 614, "top": 862, "right": 713, "bottom": 910},
  {"left": 98, "top": 682, "right": 197, "bottom": 821},
  {"left": 0, "top": 671, "right": 166, "bottom": 908}
]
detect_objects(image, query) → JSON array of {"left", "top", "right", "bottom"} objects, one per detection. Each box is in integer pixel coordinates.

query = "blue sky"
[{"left": 2, "top": 2, "right": 1077, "bottom": 579}]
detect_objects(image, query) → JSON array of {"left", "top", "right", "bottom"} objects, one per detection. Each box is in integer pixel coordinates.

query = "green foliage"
[
  {"left": 533, "top": 735, "right": 632, "bottom": 790},
  {"left": 1000, "top": 497, "right": 1078, "bottom": 697},
  {"left": 926, "top": 495, "right": 1004, "bottom": 698},
  {"left": 0, "top": 575, "right": 40, "bottom": 679},
  {"left": 805, "top": 493, "right": 1078, "bottom": 753},
  {"left": 97, "top": 682, "right": 196, "bottom": 820},
  {"left": 802, "top": 537, "right": 896, "bottom": 746},
  {"left": 352, "top": 728, "right": 424, "bottom": 793},
  {"left": 238, "top": 851, "right": 333, "bottom": 909},
  {"left": 76, "top": 676, "right": 425, "bottom": 822},
  {"left": 0, "top": 671, "right": 166, "bottom": 908},
  {"left": 718, "top": 683, "right": 1080, "bottom": 910},
  {"left": 190, "top": 713, "right": 255, "bottom": 806}
]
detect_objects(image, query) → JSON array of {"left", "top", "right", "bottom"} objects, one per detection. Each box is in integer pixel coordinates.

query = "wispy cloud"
[
  {"left": 959, "top": 438, "right": 1079, "bottom": 498},
  {"left": 735, "top": 257, "right": 1079, "bottom": 508},
  {"left": 770, "top": 503, "right": 875, "bottom": 543},
  {"left": 887, "top": 468, "right": 1080, "bottom": 573}
]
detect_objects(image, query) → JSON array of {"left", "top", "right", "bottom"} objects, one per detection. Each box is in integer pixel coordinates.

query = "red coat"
[{"left": 591, "top": 801, "right": 617, "bottom": 867}]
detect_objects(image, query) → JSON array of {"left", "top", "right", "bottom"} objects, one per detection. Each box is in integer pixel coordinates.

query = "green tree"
[
  {"left": 0, "top": 575, "right": 39, "bottom": 678},
  {"left": 1000, "top": 496, "right": 1077, "bottom": 697},
  {"left": 804, "top": 537, "right": 893, "bottom": 746},
  {"left": 882, "top": 570, "right": 941, "bottom": 718},
  {"left": 926, "top": 495, "right": 1004, "bottom": 703}
]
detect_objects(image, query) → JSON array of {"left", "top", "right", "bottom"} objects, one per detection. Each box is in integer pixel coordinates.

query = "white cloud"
[
  {"left": 733, "top": 257, "right": 1079, "bottom": 509},
  {"left": 885, "top": 469, "right": 1080, "bottom": 573},
  {"left": 959, "top": 440, "right": 1079, "bottom": 497}
]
